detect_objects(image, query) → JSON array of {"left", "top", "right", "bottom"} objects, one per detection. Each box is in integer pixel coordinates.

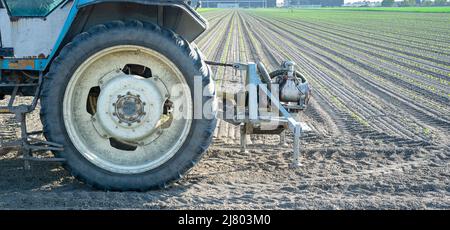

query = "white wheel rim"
[{"left": 63, "top": 45, "right": 193, "bottom": 174}]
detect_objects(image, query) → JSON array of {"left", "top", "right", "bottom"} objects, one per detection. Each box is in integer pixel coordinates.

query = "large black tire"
[{"left": 40, "top": 20, "right": 217, "bottom": 191}]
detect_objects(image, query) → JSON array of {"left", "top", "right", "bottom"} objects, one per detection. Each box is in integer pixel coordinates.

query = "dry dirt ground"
[{"left": 0, "top": 10, "right": 449, "bottom": 209}]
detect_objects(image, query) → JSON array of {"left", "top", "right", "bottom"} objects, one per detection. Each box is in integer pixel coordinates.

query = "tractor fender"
[{"left": 76, "top": 0, "right": 208, "bottom": 40}]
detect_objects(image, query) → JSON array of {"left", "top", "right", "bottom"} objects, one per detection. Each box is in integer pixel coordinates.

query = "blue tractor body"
[{"left": 0, "top": 0, "right": 207, "bottom": 71}]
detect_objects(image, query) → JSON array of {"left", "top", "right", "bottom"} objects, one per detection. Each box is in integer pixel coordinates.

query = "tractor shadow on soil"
[
  {"left": 0, "top": 151, "right": 197, "bottom": 190},
  {"left": 0, "top": 155, "right": 83, "bottom": 192},
  {"left": 0, "top": 153, "right": 196, "bottom": 193},
  {"left": 0, "top": 154, "right": 196, "bottom": 209}
]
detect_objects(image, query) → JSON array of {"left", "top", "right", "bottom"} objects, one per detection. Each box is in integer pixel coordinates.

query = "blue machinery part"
[
  {"left": 0, "top": 0, "right": 206, "bottom": 72},
  {"left": 0, "top": 59, "right": 48, "bottom": 71}
]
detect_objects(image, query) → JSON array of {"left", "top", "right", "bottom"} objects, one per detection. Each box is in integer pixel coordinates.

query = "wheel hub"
[
  {"left": 93, "top": 73, "right": 168, "bottom": 143},
  {"left": 114, "top": 93, "right": 146, "bottom": 126}
]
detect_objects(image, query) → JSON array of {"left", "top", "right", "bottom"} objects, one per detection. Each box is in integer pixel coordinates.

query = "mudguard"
[{"left": 76, "top": 0, "right": 208, "bottom": 40}]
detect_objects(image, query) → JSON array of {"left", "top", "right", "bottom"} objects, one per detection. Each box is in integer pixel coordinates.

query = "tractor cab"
[
  {"left": 0, "top": 0, "right": 73, "bottom": 59},
  {"left": 1, "top": 0, "right": 65, "bottom": 17}
]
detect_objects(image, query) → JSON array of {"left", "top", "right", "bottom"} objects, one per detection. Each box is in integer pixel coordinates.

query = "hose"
[{"left": 269, "top": 69, "right": 308, "bottom": 83}]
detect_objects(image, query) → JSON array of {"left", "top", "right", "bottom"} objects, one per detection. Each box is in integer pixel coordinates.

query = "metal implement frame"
[
  {"left": 229, "top": 62, "right": 305, "bottom": 168},
  {"left": 0, "top": 0, "right": 76, "bottom": 166},
  {"left": 0, "top": 72, "right": 65, "bottom": 168}
]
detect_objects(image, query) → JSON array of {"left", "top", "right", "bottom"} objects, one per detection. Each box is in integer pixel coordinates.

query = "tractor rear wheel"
[{"left": 40, "top": 21, "right": 216, "bottom": 191}]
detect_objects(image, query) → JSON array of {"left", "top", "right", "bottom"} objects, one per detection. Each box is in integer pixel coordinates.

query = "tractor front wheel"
[{"left": 40, "top": 21, "right": 216, "bottom": 191}]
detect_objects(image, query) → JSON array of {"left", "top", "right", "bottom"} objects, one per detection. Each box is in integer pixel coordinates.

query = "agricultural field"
[{"left": 0, "top": 9, "right": 449, "bottom": 209}]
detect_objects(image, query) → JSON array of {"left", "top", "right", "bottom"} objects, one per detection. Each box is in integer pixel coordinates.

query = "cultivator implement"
[{"left": 210, "top": 60, "right": 312, "bottom": 167}]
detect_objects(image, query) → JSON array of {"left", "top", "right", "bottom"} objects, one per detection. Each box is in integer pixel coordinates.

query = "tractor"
[{"left": 0, "top": 0, "right": 311, "bottom": 191}]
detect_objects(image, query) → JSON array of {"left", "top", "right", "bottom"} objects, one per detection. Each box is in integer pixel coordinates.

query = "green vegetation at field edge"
[
  {"left": 324, "top": 6, "right": 450, "bottom": 13},
  {"left": 198, "top": 7, "right": 450, "bottom": 14},
  {"left": 197, "top": 8, "right": 222, "bottom": 13}
]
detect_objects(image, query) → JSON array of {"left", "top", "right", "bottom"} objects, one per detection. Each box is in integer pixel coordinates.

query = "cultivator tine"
[
  {"left": 17, "top": 113, "right": 32, "bottom": 170},
  {"left": 291, "top": 125, "right": 302, "bottom": 168},
  {"left": 240, "top": 124, "right": 248, "bottom": 154},
  {"left": 279, "top": 131, "right": 287, "bottom": 147}
]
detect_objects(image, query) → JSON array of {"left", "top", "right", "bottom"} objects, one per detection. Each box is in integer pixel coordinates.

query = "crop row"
[{"left": 196, "top": 10, "right": 449, "bottom": 144}]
